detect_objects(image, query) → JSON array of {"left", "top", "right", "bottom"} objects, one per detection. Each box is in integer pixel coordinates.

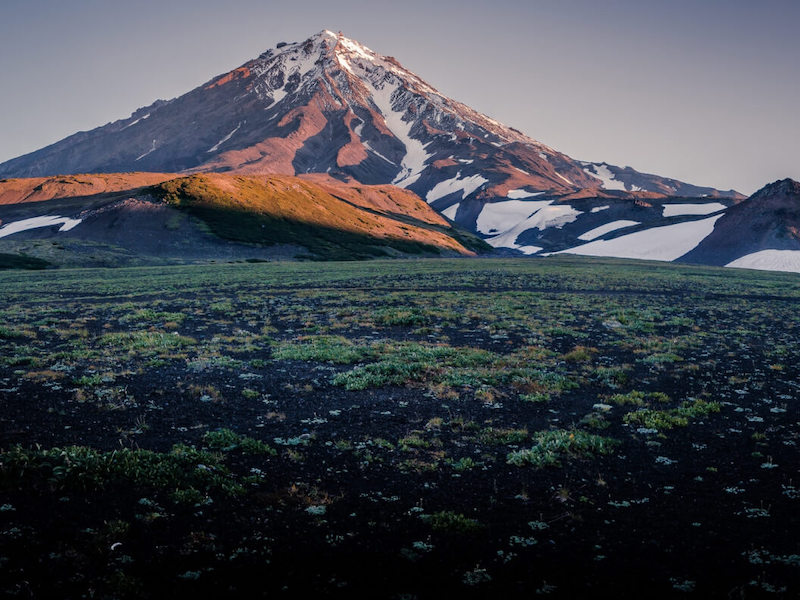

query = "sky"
[{"left": 0, "top": 0, "right": 798, "bottom": 195}]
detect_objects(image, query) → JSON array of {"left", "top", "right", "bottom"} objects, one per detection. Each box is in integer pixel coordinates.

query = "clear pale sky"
[{"left": 1, "top": 0, "right": 797, "bottom": 195}]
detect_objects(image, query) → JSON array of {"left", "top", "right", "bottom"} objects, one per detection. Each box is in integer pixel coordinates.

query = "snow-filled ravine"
[
  {"left": 364, "top": 78, "right": 431, "bottom": 188},
  {"left": 208, "top": 122, "right": 243, "bottom": 153},
  {"left": 557, "top": 214, "right": 723, "bottom": 262},
  {"left": 0, "top": 216, "right": 82, "bottom": 239}
]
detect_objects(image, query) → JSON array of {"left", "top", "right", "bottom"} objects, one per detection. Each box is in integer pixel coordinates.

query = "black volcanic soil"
[{"left": 0, "top": 258, "right": 798, "bottom": 599}]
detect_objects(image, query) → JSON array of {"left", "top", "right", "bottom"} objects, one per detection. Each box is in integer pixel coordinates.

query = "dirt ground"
[{"left": 1, "top": 257, "right": 798, "bottom": 598}]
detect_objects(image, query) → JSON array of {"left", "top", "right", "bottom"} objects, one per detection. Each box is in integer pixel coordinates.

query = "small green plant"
[
  {"left": 580, "top": 412, "right": 610, "bottom": 430},
  {"left": 273, "top": 335, "right": 375, "bottom": 364},
  {"left": 398, "top": 434, "right": 431, "bottom": 451},
  {"left": 374, "top": 306, "right": 429, "bottom": 327},
  {"left": 561, "top": 346, "right": 597, "bottom": 362},
  {"left": 73, "top": 374, "right": 105, "bottom": 387},
  {"left": 520, "top": 392, "right": 549, "bottom": 403},
  {"left": 507, "top": 429, "right": 618, "bottom": 468},
  {"left": 99, "top": 331, "right": 194, "bottom": 353},
  {"left": 209, "top": 300, "right": 234, "bottom": 313},
  {"left": 120, "top": 309, "right": 186, "bottom": 325},
  {"left": 170, "top": 487, "right": 206, "bottom": 506},
  {"left": 448, "top": 457, "right": 477, "bottom": 472},
  {"left": 333, "top": 343, "right": 494, "bottom": 390},
  {"left": 203, "top": 428, "right": 276, "bottom": 455},
  {"left": 423, "top": 511, "right": 483, "bottom": 534},
  {"left": 640, "top": 352, "right": 683, "bottom": 364},
  {"left": 591, "top": 366, "right": 629, "bottom": 388},
  {"left": 0, "top": 326, "right": 25, "bottom": 339},
  {"left": 623, "top": 399, "right": 721, "bottom": 431},
  {"left": 609, "top": 390, "right": 670, "bottom": 406},
  {"left": 479, "top": 427, "right": 528, "bottom": 445}
]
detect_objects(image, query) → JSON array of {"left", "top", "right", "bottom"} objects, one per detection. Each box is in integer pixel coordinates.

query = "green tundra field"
[{"left": 1, "top": 256, "right": 798, "bottom": 598}]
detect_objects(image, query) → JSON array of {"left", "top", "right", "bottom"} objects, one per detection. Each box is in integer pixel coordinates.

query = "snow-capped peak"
[{"left": 0, "top": 28, "right": 744, "bottom": 229}]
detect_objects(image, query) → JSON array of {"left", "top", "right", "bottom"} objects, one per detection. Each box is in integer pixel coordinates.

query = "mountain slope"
[
  {"left": 0, "top": 173, "right": 481, "bottom": 265},
  {"left": 0, "top": 31, "right": 742, "bottom": 212},
  {"left": 155, "top": 173, "right": 481, "bottom": 258},
  {"left": 679, "top": 178, "right": 800, "bottom": 268}
]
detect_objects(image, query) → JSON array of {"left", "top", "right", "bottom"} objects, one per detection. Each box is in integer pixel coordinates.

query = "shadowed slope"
[{"left": 156, "top": 173, "right": 478, "bottom": 259}]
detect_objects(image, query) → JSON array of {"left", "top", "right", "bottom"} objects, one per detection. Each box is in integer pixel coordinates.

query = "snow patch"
[
  {"left": 426, "top": 172, "right": 488, "bottom": 203},
  {"left": 584, "top": 163, "right": 626, "bottom": 191},
  {"left": 591, "top": 205, "right": 610, "bottom": 213},
  {"left": 208, "top": 122, "right": 242, "bottom": 153},
  {"left": 441, "top": 203, "right": 459, "bottom": 220},
  {"left": 507, "top": 189, "right": 545, "bottom": 199},
  {"left": 726, "top": 250, "right": 800, "bottom": 273},
  {"left": 364, "top": 142, "right": 396, "bottom": 165},
  {"left": 0, "top": 215, "right": 82, "bottom": 238},
  {"left": 578, "top": 220, "right": 640, "bottom": 241},
  {"left": 662, "top": 202, "right": 726, "bottom": 217},
  {"left": 558, "top": 215, "right": 723, "bottom": 261}
]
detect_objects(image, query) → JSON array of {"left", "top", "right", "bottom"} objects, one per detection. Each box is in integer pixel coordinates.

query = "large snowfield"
[{"left": 558, "top": 215, "right": 723, "bottom": 261}]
